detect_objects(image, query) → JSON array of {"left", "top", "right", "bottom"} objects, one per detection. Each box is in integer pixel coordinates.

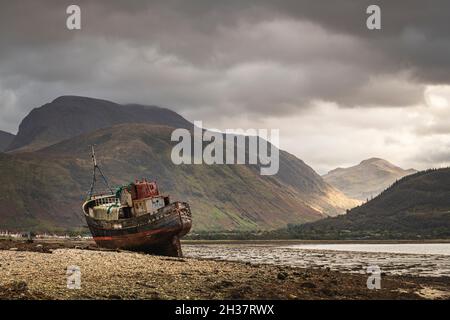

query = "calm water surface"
[
  {"left": 184, "top": 243, "right": 450, "bottom": 277},
  {"left": 285, "top": 243, "right": 450, "bottom": 256}
]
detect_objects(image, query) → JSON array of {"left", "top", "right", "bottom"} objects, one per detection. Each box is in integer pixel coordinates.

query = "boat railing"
[{"left": 92, "top": 195, "right": 118, "bottom": 206}]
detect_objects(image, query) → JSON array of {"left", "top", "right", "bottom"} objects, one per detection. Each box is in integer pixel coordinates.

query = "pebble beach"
[{"left": 0, "top": 239, "right": 449, "bottom": 300}]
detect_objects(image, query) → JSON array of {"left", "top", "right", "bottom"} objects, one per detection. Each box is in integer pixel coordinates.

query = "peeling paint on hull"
[{"left": 83, "top": 200, "right": 192, "bottom": 257}]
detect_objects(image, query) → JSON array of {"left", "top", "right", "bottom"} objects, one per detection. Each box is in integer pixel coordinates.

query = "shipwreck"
[{"left": 82, "top": 146, "right": 192, "bottom": 257}]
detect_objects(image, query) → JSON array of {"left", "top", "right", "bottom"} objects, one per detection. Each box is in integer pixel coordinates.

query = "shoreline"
[
  {"left": 2, "top": 236, "right": 450, "bottom": 245},
  {"left": 183, "top": 239, "right": 450, "bottom": 245},
  {"left": 0, "top": 239, "right": 449, "bottom": 300}
]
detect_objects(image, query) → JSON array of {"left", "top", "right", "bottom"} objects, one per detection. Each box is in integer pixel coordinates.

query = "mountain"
[
  {"left": 0, "top": 130, "right": 14, "bottom": 152},
  {"left": 7, "top": 96, "right": 192, "bottom": 152},
  {"left": 323, "top": 158, "right": 417, "bottom": 201},
  {"left": 0, "top": 124, "right": 357, "bottom": 232},
  {"left": 0, "top": 97, "right": 358, "bottom": 232},
  {"left": 280, "top": 168, "right": 450, "bottom": 239}
]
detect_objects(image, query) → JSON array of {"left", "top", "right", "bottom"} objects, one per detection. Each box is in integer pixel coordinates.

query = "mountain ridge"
[
  {"left": 323, "top": 158, "right": 417, "bottom": 201},
  {"left": 0, "top": 123, "right": 358, "bottom": 232},
  {"left": 0, "top": 96, "right": 358, "bottom": 232},
  {"left": 7, "top": 96, "right": 192, "bottom": 152},
  {"left": 284, "top": 168, "right": 450, "bottom": 239}
]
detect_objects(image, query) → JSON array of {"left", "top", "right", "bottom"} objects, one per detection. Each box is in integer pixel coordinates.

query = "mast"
[{"left": 88, "top": 145, "right": 113, "bottom": 198}]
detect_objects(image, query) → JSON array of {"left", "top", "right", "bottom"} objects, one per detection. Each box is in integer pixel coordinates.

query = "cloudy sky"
[{"left": 1, "top": 0, "right": 450, "bottom": 173}]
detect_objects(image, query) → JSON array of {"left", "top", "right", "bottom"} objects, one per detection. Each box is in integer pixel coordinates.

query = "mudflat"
[{"left": 0, "top": 239, "right": 448, "bottom": 300}]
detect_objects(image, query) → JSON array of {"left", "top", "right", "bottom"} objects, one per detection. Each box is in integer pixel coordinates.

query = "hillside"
[
  {"left": 7, "top": 96, "right": 192, "bottom": 152},
  {"left": 323, "top": 158, "right": 417, "bottom": 201},
  {"left": 0, "top": 123, "right": 358, "bottom": 232},
  {"left": 280, "top": 168, "right": 450, "bottom": 239},
  {"left": 0, "top": 130, "right": 14, "bottom": 152}
]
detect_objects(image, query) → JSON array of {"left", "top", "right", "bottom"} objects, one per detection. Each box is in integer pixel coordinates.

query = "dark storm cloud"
[
  {"left": 4, "top": 0, "right": 446, "bottom": 80},
  {"left": 0, "top": 0, "right": 449, "bottom": 133}
]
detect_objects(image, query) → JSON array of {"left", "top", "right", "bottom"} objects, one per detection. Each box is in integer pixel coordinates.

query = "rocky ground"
[{"left": 0, "top": 239, "right": 449, "bottom": 300}]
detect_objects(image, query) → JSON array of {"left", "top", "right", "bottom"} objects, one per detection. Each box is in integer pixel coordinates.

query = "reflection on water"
[
  {"left": 285, "top": 243, "right": 450, "bottom": 256},
  {"left": 184, "top": 243, "right": 450, "bottom": 277}
]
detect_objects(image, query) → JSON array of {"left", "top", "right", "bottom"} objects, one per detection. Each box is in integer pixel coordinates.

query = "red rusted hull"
[{"left": 83, "top": 201, "right": 192, "bottom": 257}]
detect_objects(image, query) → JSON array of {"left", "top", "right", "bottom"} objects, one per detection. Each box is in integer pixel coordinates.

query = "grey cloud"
[
  {"left": 409, "top": 144, "right": 450, "bottom": 168},
  {"left": 0, "top": 0, "right": 449, "bottom": 135}
]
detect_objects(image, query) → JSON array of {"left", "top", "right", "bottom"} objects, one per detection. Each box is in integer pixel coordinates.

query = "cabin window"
[{"left": 152, "top": 197, "right": 164, "bottom": 210}]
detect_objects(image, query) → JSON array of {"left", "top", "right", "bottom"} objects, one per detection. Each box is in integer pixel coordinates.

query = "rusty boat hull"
[{"left": 83, "top": 197, "right": 192, "bottom": 257}]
